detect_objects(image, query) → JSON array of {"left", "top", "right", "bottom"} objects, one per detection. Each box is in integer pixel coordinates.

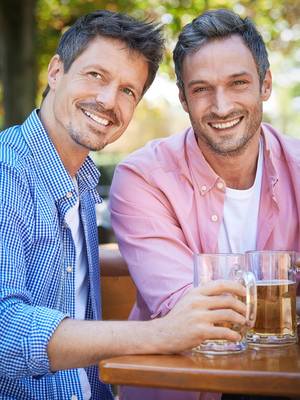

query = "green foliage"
[
  {"left": 2, "top": 0, "right": 300, "bottom": 138},
  {"left": 35, "top": 0, "right": 300, "bottom": 96},
  {"left": 97, "top": 163, "right": 117, "bottom": 187}
]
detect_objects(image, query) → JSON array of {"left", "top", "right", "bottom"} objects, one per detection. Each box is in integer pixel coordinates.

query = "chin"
[{"left": 87, "top": 142, "right": 107, "bottom": 151}]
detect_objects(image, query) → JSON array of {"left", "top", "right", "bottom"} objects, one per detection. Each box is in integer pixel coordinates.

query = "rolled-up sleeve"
[
  {"left": 0, "top": 297, "right": 66, "bottom": 379},
  {"left": 110, "top": 161, "right": 193, "bottom": 318}
]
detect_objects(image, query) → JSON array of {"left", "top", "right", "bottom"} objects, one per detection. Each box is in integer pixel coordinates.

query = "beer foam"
[{"left": 256, "top": 280, "right": 294, "bottom": 286}]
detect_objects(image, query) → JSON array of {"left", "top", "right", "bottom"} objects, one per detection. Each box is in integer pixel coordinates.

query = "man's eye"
[
  {"left": 122, "top": 87, "right": 135, "bottom": 97},
  {"left": 233, "top": 80, "right": 247, "bottom": 86},
  {"left": 194, "top": 86, "right": 209, "bottom": 93},
  {"left": 88, "top": 72, "right": 102, "bottom": 79}
]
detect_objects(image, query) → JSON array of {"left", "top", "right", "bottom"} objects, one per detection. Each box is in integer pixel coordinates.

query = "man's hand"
[
  {"left": 48, "top": 280, "right": 246, "bottom": 371},
  {"left": 152, "top": 280, "right": 247, "bottom": 354}
]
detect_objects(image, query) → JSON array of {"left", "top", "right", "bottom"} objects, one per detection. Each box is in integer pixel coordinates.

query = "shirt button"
[
  {"left": 71, "top": 396, "right": 78, "bottom": 400},
  {"left": 211, "top": 214, "right": 218, "bottom": 222},
  {"left": 201, "top": 185, "right": 207, "bottom": 192},
  {"left": 66, "top": 265, "right": 73, "bottom": 273},
  {"left": 217, "top": 181, "right": 224, "bottom": 190},
  {"left": 66, "top": 191, "right": 73, "bottom": 199}
]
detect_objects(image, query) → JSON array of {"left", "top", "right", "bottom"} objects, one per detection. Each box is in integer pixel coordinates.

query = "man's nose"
[
  {"left": 211, "top": 88, "right": 234, "bottom": 117},
  {"left": 95, "top": 85, "right": 118, "bottom": 110}
]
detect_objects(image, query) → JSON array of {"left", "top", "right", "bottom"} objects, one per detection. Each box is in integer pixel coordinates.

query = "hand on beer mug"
[
  {"left": 246, "top": 250, "right": 298, "bottom": 346},
  {"left": 192, "top": 253, "right": 256, "bottom": 355},
  {"left": 160, "top": 279, "right": 248, "bottom": 354}
]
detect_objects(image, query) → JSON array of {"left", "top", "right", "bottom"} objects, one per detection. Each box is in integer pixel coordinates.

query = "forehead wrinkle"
[
  {"left": 70, "top": 37, "right": 148, "bottom": 96},
  {"left": 182, "top": 36, "right": 258, "bottom": 86}
]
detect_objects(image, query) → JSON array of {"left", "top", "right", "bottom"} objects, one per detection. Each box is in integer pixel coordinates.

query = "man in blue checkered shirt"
[{"left": 0, "top": 9, "right": 249, "bottom": 400}]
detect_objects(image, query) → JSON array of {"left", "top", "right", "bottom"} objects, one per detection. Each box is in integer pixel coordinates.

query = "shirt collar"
[
  {"left": 21, "top": 109, "right": 101, "bottom": 203},
  {"left": 260, "top": 123, "right": 279, "bottom": 189},
  {"left": 185, "top": 124, "right": 281, "bottom": 194},
  {"left": 186, "top": 128, "right": 222, "bottom": 194}
]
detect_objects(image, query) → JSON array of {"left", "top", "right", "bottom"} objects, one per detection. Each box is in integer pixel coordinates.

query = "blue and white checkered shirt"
[{"left": 0, "top": 110, "right": 113, "bottom": 400}]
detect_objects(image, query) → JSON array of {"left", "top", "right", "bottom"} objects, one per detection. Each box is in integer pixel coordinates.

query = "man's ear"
[
  {"left": 261, "top": 69, "right": 272, "bottom": 101},
  {"left": 177, "top": 83, "right": 189, "bottom": 113},
  {"left": 47, "top": 55, "right": 64, "bottom": 91}
]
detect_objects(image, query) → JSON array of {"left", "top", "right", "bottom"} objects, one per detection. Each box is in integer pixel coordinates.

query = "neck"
[
  {"left": 39, "top": 96, "right": 88, "bottom": 177},
  {"left": 198, "top": 135, "right": 261, "bottom": 190}
]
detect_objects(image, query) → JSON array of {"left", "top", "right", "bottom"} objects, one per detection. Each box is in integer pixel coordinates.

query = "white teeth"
[
  {"left": 211, "top": 118, "right": 240, "bottom": 129},
  {"left": 84, "top": 110, "right": 109, "bottom": 126}
]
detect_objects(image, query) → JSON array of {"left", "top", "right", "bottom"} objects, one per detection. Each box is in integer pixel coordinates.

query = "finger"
[
  {"left": 204, "top": 295, "right": 247, "bottom": 316},
  {"left": 200, "top": 326, "right": 242, "bottom": 342},
  {"left": 197, "top": 280, "right": 246, "bottom": 297},
  {"left": 203, "top": 309, "right": 247, "bottom": 326}
]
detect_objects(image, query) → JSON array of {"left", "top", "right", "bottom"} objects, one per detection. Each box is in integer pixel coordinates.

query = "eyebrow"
[{"left": 187, "top": 71, "right": 252, "bottom": 88}]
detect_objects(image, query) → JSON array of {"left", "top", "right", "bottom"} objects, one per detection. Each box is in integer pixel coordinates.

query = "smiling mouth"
[
  {"left": 209, "top": 117, "right": 243, "bottom": 130},
  {"left": 82, "top": 109, "right": 110, "bottom": 127}
]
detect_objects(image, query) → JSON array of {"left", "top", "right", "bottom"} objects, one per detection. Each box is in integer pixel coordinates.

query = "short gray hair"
[
  {"left": 43, "top": 10, "right": 164, "bottom": 99},
  {"left": 173, "top": 9, "right": 269, "bottom": 89}
]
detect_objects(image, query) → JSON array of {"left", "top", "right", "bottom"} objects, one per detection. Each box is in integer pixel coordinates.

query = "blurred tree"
[{"left": 0, "top": 0, "right": 37, "bottom": 128}]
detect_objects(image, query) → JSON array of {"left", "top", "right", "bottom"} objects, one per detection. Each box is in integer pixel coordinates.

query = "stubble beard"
[
  {"left": 67, "top": 124, "right": 107, "bottom": 152},
  {"left": 191, "top": 105, "right": 263, "bottom": 157}
]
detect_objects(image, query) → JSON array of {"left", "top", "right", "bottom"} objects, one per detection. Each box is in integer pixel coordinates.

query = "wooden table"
[{"left": 99, "top": 344, "right": 300, "bottom": 397}]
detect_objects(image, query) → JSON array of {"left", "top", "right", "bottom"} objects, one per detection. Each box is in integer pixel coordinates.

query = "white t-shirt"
[
  {"left": 218, "top": 141, "right": 263, "bottom": 253},
  {"left": 65, "top": 178, "right": 91, "bottom": 400}
]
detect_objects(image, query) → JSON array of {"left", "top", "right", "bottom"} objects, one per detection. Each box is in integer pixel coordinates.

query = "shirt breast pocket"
[{"left": 32, "top": 203, "right": 61, "bottom": 247}]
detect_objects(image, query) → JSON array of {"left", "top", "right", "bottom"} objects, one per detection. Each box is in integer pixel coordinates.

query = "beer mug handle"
[{"left": 242, "top": 271, "right": 257, "bottom": 328}]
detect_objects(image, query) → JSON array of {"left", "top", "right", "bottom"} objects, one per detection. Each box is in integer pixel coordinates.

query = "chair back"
[{"left": 100, "top": 243, "right": 136, "bottom": 320}]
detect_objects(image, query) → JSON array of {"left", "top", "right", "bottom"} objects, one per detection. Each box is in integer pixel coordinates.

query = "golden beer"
[
  {"left": 249, "top": 280, "right": 297, "bottom": 343},
  {"left": 193, "top": 253, "right": 256, "bottom": 354}
]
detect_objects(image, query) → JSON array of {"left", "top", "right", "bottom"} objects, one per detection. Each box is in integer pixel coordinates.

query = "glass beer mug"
[
  {"left": 193, "top": 253, "right": 257, "bottom": 355},
  {"left": 246, "top": 251, "right": 298, "bottom": 346}
]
